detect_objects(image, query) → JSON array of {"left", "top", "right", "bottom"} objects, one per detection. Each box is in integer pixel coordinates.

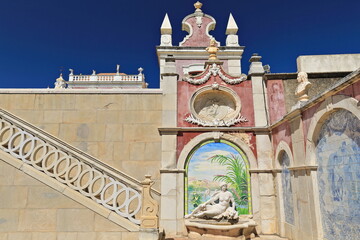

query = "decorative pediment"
[
  {"left": 183, "top": 63, "right": 247, "bottom": 85},
  {"left": 179, "top": 2, "right": 218, "bottom": 47}
]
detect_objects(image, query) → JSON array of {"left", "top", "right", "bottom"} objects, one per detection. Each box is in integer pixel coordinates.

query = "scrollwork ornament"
[{"left": 185, "top": 113, "right": 248, "bottom": 127}]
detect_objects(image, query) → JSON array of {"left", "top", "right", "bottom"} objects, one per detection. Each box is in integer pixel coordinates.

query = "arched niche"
[
  {"left": 184, "top": 139, "right": 251, "bottom": 215},
  {"left": 177, "top": 132, "right": 258, "bottom": 218},
  {"left": 178, "top": 132, "right": 257, "bottom": 170},
  {"left": 274, "top": 141, "right": 296, "bottom": 238},
  {"left": 306, "top": 95, "right": 360, "bottom": 240}
]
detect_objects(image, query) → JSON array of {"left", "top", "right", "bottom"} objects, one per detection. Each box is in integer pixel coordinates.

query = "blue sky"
[{"left": 0, "top": 0, "right": 359, "bottom": 88}]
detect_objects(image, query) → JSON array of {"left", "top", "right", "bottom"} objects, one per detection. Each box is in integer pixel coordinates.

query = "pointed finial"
[
  {"left": 116, "top": 64, "right": 120, "bottom": 74},
  {"left": 226, "top": 13, "right": 238, "bottom": 35},
  {"left": 194, "top": 1, "right": 203, "bottom": 12},
  {"left": 160, "top": 13, "right": 172, "bottom": 35}
]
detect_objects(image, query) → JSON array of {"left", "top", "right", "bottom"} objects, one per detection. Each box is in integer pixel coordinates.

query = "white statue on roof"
[{"left": 54, "top": 74, "right": 66, "bottom": 89}]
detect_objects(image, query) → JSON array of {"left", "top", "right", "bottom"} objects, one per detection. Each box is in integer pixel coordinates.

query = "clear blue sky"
[{"left": 0, "top": 0, "right": 359, "bottom": 88}]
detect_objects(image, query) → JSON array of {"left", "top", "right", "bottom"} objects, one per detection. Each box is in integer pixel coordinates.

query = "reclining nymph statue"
[{"left": 185, "top": 183, "right": 239, "bottom": 220}]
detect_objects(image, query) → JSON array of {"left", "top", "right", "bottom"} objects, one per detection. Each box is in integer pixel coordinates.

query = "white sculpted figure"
[
  {"left": 295, "top": 72, "right": 312, "bottom": 102},
  {"left": 198, "top": 98, "right": 233, "bottom": 121},
  {"left": 185, "top": 183, "right": 239, "bottom": 220},
  {"left": 54, "top": 74, "right": 66, "bottom": 89}
]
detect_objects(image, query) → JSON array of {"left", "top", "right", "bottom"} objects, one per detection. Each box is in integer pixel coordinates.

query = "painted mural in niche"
[
  {"left": 280, "top": 152, "right": 295, "bottom": 225},
  {"left": 316, "top": 109, "right": 360, "bottom": 239},
  {"left": 185, "top": 141, "right": 251, "bottom": 216}
]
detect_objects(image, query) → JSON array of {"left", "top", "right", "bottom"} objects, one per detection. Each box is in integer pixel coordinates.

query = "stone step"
[{"left": 165, "top": 234, "right": 289, "bottom": 240}]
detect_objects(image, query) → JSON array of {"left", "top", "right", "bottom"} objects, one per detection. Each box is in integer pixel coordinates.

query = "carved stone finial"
[
  {"left": 194, "top": 1, "right": 203, "bottom": 12},
  {"left": 160, "top": 14, "right": 173, "bottom": 46},
  {"left": 226, "top": 13, "right": 238, "bottom": 35},
  {"left": 206, "top": 38, "right": 219, "bottom": 61},
  {"left": 140, "top": 175, "right": 159, "bottom": 229},
  {"left": 116, "top": 64, "right": 120, "bottom": 74},
  {"left": 225, "top": 13, "right": 239, "bottom": 46},
  {"left": 160, "top": 13, "right": 172, "bottom": 35},
  {"left": 138, "top": 67, "right": 144, "bottom": 74},
  {"left": 295, "top": 72, "right": 312, "bottom": 102}
]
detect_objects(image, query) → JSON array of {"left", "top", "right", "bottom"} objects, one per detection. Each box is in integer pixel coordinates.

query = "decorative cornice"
[{"left": 158, "top": 127, "right": 269, "bottom": 135}]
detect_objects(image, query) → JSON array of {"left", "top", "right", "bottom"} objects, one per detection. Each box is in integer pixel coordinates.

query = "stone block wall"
[
  {"left": 282, "top": 77, "right": 341, "bottom": 112},
  {"left": 0, "top": 91, "right": 162, "bottom": 190},
  {"left": 0, "top": 159, "right": 138, "bottom": 240}
]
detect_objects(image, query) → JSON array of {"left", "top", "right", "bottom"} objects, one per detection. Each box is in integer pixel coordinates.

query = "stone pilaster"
[
  {"left": 159, "top": 57, "right": 181, "bottom": 235},
  {"left": 249, "top": 54, "right": 266, "bottom": 127},
  {"left": 249, "top": 54, "right": 276, "bottom": 234},
  {"left": 288, "top": 112, "right": 314, "bottom": 240}
]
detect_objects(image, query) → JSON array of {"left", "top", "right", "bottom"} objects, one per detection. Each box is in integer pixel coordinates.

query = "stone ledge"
[
  {"left": 158, "top": 127, "right": 269, "bottom": 135},
  {"left": 160, "top": 169, "right": 186, "bottom": 174},
  {"left": 287, "top": 165, "right": 317, "bottom": 171},
  {"left": 0, "top": 88, "right": 162, "bottom": 94}
]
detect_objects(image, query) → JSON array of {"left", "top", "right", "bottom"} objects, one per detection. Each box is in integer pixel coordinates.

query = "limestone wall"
[
  {"left": 297, "top": 54, "right": 360, "bottom": 73},
  {"left": 0, "top": 90, "right": 162, "bottom": 189},
  {"left": 0, "top": 159, "right": 138, "bottom": 240},
  {"left": 282, "top": 77, "right": 340, "bottom": 113}
]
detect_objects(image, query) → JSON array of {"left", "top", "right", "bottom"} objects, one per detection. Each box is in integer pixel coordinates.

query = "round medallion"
[{"left": 189, "top": 85, "right": 241, "bottom": 124}]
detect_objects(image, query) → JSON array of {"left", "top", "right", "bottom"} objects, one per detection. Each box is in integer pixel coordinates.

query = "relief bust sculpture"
[
  {"left": 295, "top": 71, "right": 312, "bottom": 102},
  {"left": 185, "top": 183, "right": 239, "bottom": 220},
  {"left": 198, "top": 98, "right": 233, "bottom": 121}
]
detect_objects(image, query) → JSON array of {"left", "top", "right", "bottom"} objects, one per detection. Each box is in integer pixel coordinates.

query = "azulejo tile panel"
[
  {"left": 316, "top": 110, "right": 360, "bottom": 239},
  {"left": 280, "top": 152, "right": 294, "bottom": 225}
]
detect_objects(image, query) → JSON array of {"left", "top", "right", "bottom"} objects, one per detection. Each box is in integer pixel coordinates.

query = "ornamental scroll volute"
[
  {"left": 140, "top": 175, "right": 159, "bottom": 229},
  {"left": 182, "top": 40, "right": 248, "bottom": 127}
]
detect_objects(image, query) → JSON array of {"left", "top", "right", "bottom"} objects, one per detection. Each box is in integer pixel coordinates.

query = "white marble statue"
[
  {"left": 54, "top": 74, "right": 66, "bottom": 89},
  {"left": 185, "top": 183, "right": 239, "bottom": 220},
  {"left": 295, "top": 71, "right": 312, "bottom": 102}
]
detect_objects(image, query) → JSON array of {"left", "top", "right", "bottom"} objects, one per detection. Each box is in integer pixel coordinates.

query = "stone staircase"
[{"left": 0, "top": 108, "right": 160, "bottom": 233}]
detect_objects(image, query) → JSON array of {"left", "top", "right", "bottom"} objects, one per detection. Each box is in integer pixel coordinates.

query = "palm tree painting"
[
  {"left": 186, "top": 141, "right": 250, "bottom": 215},
  {"left": 209, "top": 153, "right": 249, "bottom": 214}
]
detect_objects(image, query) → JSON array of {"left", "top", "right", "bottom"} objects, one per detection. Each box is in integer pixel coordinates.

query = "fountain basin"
[{"left": 185, "top": 218, "right": 257, "bottom": 239}]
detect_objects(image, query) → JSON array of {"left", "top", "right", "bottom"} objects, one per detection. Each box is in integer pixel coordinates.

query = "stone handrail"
[
  {"left": 70, "top": 74, "right": 142, "bottom": 82},
  {"left": 0, "top": 109, "right": 160, "bottom": 225}
]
